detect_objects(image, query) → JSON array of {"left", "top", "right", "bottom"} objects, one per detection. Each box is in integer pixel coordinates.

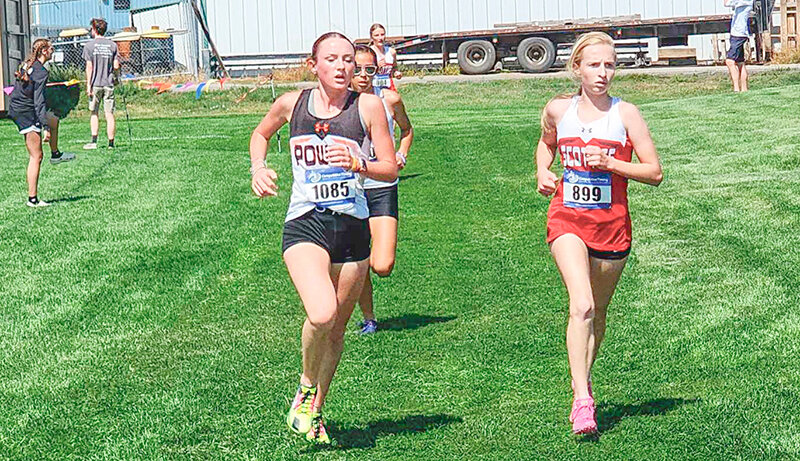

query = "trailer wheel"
[
  {"left": 516, "top": 37, "right": 556, "bottom": 73},
  {"left": 457, "top": 40, "right": 497, "bottom": 75}
]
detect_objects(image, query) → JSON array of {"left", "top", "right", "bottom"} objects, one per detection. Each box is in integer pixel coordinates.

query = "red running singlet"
[{"left": 547, "top": 96, "right": 633, "bottom": 253}]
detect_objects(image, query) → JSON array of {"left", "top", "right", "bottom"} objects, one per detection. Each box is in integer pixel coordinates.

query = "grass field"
[{"left": 1, "top": 70, "right": 800, "bottom": 459}]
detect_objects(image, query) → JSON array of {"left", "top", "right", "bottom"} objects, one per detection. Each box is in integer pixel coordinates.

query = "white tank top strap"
[
  {"left": 556, "top": 95, "right": 627, "bottom": 145},
  {"left": 363, "top": 91, "right": 398, "bottom": 190},
  {"left": 555, "top": 95, "right": 580, "bottom": 132},
  {"left": 383, "top": 45, "right": 394, "bottom": 65},
  {"left": 609, "top": 97, "right": 621, "bottom": 119},
  {"left": 381, "top": 92, "right": 395, "bottom": 133}
]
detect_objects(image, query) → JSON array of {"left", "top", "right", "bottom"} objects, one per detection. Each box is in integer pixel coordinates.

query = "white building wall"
[{"left": 206, "top": 0, "right": 738, "bottom": 61}]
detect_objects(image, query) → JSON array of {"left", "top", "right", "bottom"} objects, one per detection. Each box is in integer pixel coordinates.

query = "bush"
[
  {"left": 772, "top": 47, "right": 800, "bottom": 64},
  {"left": 46, "top": 64, "right": 84, "bottom": 83}
]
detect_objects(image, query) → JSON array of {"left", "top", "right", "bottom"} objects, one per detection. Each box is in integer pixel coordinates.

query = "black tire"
[
  {"left": 516, "top": 37, "right": 556, "bottom": 73},
  {"left": 457, "top": 40, "right": 497, "bottom": 75}
]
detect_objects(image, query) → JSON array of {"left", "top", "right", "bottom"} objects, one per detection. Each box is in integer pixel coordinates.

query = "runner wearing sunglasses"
[{"left": 350, "top": 45, "right": 414, "bottom": 334}]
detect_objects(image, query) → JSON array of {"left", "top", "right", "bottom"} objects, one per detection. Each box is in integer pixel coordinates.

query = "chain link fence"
[{"left": 31, "top": 0, "right": 203, "bottom": 79}]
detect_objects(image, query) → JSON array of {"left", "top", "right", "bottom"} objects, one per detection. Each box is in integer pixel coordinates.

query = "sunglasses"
[{"left": 354, "top": 65, "right": 377, "bottom": 76}]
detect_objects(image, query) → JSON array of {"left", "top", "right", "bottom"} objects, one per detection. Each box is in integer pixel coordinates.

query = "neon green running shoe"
[
  {"left": 305, "top": 412, "right": 331, "bottom": 445},
  {"left": 286, "top": 384, "right": 317, "bottom": 434}
]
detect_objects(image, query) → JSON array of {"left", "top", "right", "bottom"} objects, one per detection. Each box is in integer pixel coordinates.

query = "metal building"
[
  {"left": 205, "top": 0, "right": 736, "bottom": 62},
  {"left": 30, "top": 0, "right": 186, "bottom": 36}
]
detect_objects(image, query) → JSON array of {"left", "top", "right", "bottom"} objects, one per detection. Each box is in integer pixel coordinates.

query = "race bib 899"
[{"left": 562, "top": 169, "right": 612, "bottom": 209}]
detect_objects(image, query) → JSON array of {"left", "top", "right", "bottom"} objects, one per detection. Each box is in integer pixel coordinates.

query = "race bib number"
[
  {"left": 562, "top": 169, "right": 612, "bottom": 209},
  {"left": 304, "top": 168, "right": 357, "bottom": 208},
  {"left": 373, "top": 74, "right": 391, "bottom": 89}
]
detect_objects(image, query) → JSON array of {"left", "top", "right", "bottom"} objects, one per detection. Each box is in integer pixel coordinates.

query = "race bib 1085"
[
  {"left": 562, "top": 169, "right": 612, "bottom": 209},
  {"left": 304, "top": 168, "right": 357, "bottom": 208}
]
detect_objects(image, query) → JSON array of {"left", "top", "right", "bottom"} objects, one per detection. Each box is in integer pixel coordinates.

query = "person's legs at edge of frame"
[
  {"left": 358, "top": 215, "right": 398, "bottom": 334},
  {"left": 84, "top": 86, "right": 115, "bottom": 149},
  {"left": 313, "top": 257, "right": 368, "bottom": 442},
  {"left": 549, "top": 234, "right": 597, "bottom": 434},
  {"left": 725, "top": 36, "right": 748, "bottom": 92},
  {"left": 588, "top": 251, "right": 627, "bottom": 370},
  {"left": 283, "top": 243, "right": 335, "bottom": 437},
  {"left": 357, "top": 185, "right": 399, "bottom": 335},
  {"left": 551, "top": 233, "right": 628, "bottom": 435},
  {"left": 738, "top": 62, "right": 749, "bottom": 92},
  {"left": 104, "top": 86, "right": 117, "bottom": 148},
  {"left": 84, "top": 87, "right": 101, "bottom": 149},
  {"left": 46, "top": 112, "right": 76, "bottom": 164},
  {"left": 25, "top": 130, "right": 47, "bottom": 207},
  {"left": 283, "top": 242, "right": 369, "bottom": 444}
]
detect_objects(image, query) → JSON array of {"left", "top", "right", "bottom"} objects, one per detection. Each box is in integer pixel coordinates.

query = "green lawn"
[{"left": 1, "top": 71, "right": 799, "bottom": 459}]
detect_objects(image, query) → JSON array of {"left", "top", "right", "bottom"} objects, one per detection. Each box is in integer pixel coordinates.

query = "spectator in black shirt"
[{"left": 8, "top": 38, "right": 75, "bottom": 208}]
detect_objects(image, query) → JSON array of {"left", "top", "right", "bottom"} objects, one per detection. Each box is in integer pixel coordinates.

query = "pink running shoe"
[
  {"left": 570, "top": 398, "right": 598, "bottom": 435},
  {"left": 569, "top": 380, "right": 593, "bottom": 422}
]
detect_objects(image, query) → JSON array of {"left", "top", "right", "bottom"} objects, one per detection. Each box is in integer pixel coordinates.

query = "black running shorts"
[
  {"left": 365, "top": 184, "right": 399, "bottom": 219},
  {"left": 282, "top": 208, "right": 371, "bottom": 263},
  {"left": 587, "top": 246, "right": 631, "bottom": 260},
  {"left": 9, "top": 109, "right": 42, "bottom": 134}
]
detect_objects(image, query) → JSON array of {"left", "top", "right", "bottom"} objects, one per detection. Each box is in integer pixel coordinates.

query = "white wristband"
[{"left": 396, "top": 151, "right": 407, "bottom": 166}]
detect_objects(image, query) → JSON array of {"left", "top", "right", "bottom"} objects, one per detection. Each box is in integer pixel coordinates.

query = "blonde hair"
[{"left": 540, "top": 32, "right": 616, "bottom": 134}]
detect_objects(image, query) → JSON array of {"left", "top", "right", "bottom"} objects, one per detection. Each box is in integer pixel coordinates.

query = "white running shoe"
[
  {"left": 83, "top": 142, "right": 98, "bottom": 150},
  {"left": 50, "top": 151, "right": 76, "bottom": 164},
  {"left": 26, "top": 197, "right": 50, "bottom": 208}
]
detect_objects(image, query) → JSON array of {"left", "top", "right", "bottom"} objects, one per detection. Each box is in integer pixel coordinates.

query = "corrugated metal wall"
[
  {"left": 207, "top": 0, "right": 735, "bottom": 59},
  {"left": 31, "top": 0, "right": 181, "bottom": 32}
]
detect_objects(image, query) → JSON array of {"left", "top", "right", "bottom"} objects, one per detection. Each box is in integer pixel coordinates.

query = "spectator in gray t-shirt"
[{"left": 83, "top": 18, "right": 120, "bottom": 149}]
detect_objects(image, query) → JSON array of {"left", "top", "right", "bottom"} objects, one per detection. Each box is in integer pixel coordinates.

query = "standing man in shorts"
[
  {"left": 724, "top": 0, "right": 753, "bottom": 92},
  {"left": 83, "top": 18, "right": 120, "bottom": 149}
]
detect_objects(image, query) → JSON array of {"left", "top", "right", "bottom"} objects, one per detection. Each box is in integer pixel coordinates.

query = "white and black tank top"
[{"left": 286, "top": 88, "right": 371, "bottom": 221}]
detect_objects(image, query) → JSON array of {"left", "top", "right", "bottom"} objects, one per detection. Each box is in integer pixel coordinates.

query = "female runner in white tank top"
[
  {"left": 350, "top": 44, "right": 414, "bottom": 334},
  {"left": 369, "top": 23, "right": 402, "bottom": 93},
  {"left": 249, "top": 32, "right": 397, "bottom": 445},
  {"left": 536, "top": 32, "right": 662, "bottom": 435}
]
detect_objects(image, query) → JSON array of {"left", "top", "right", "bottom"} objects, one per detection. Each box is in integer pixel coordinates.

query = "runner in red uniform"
[
  {"left": 369, "top": 23, "right": 401, "bottom": 93},
  {"left": 536, "top": 32, "right": 663, "bottom": 435}
]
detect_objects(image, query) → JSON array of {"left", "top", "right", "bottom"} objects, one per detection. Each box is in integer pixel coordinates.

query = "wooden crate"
[{"left": 657, "top": 46, "right": 698, "bottom": 65}]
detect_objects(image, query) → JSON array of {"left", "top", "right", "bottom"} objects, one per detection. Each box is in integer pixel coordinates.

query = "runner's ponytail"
[{"left": 15, "top": 39, "right": 51, "bottom": 83}]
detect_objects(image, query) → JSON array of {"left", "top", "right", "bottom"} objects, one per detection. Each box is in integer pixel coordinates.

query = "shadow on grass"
[
  {"left": 377, "top": 314, "right": 456, "bottom": 332},
  {"left": 398, "top": 173, "right": 424, "bottom": 182},
  {"left": 70, "top": 148, "right": 129, "bottom": 194},
  {"left": 596, "top": 397, "right": 700, "bottom": 434},
  {"left": 49, "top": 195, "right": 91, "bottom": 204},
  {"left": 303, "top": 413, "right": 462, "bottom": 451}
]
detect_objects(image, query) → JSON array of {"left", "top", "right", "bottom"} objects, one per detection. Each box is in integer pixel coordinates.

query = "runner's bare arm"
[
  {"left": 360, "top": 93, "right": 398, "bottom": 182},
  {"left": 536, "top": 100, "right": 568, "bottom": 196},
  {"left": 588, "top": 102, "right": 662, "bottom": 186},
  {"left": 249, "top": 91, "right": 301, "bottom": 197},
  {"left": 85, "top": 61, "right": 93, "bottom": 96},
  {"left": 387, "top": 91, "right": 413, "bottom": 165},
  {"left": 391, "top": 49, "right": 402, "bottom": 79}
]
